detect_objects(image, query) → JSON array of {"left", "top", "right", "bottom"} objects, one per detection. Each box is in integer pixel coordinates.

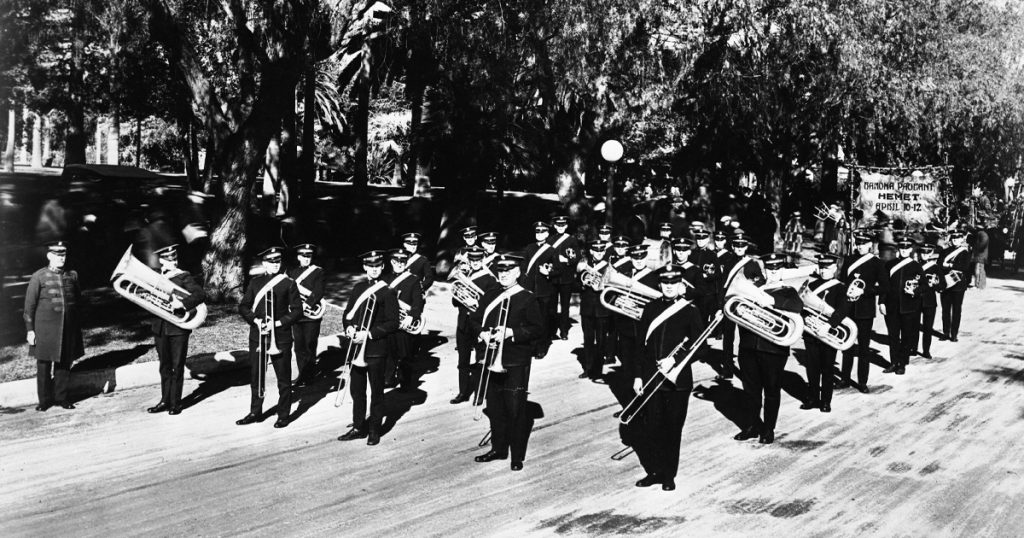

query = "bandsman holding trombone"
[
  {"left": 237, "top": 247, "right": 302, "bottom": 428},
  {"left": 629, "top": 265, "right": 706, "bottom": 492},
  {"left": 337, "top": 250, "right": 400, "bottom": 446},
  {"left": 471, "top": 255, "right": 544, "bottom": 471}
]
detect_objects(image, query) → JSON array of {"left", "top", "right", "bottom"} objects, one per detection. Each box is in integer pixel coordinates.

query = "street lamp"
[{"left": 601, "top": 140, "right": 623, "bottom": 226}]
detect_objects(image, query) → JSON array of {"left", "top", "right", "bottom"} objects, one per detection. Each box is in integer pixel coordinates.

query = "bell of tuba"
[
  {"left": 798, "top": 286, "right": 858, "bottom": 351},
  {"left": 599, "top": 268, "right": 663, "bottom": 321},
  {"left": 452, "top": 271, "right": 484, "bottom": 312},
  {"left": 111, "top": 247, "right": 207, "bottom": 330},
  {"left": 723, "top": 277, "right": 803, "bottom": 347}
]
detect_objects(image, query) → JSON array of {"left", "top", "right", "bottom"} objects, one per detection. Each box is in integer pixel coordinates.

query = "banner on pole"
[{"left": 855, "top": 171, "right": 942, "bottom": 226}]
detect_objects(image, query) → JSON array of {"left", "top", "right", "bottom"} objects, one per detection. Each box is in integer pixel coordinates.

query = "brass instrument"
[
  {"left": 452, "top": 271, "right": 485, "bottom": 312},
  {"left": 846, "top": 276, "right": 866, "bottom": 302},
  {"left": 258, "top": 286, "right": 282, "bottom": 399},
  {"left": 334, "top": 292, "right": 377, "bottom": 407},
  {"left": 944, "top": 269, "right": 962, "bottom": 288},
  {"left": 474, "top": 297, "right": 510, "bottom": 421},
  {"left": 798, "top": 285, "right": 858, "bottom": 351},
  {"left": 110, "top": 247, "right": 207, "bottom": 330},
  {"left": 599, "top": 268, "right": 663, "bottom": 321},
  {"left": 295, "top": 282, "right": 326, "bottom": 320},
  {"left": 903, "top": 275, "right": 920, "bottom": 296},
  {"left": 723, "top": 277, "right": 803, "bottom": 347},
  {"left": 815, "top": 202, "right": 841, "bottom": 224},
  {"left": 926, "top": 272, "right": 940, "bottom": 287},
  {"left": 620, "top": 312, "right": 724, "bottom": 425},
  {"left": 398, "top": 299, "right": 425, "bottom": 334},
  {"left": 579, "top": 262, "right": 611, "bottom": 291}
]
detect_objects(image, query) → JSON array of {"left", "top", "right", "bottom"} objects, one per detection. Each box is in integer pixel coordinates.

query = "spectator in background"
[{"left": 971, "top": 226, "right": 989, "bottom": 289}]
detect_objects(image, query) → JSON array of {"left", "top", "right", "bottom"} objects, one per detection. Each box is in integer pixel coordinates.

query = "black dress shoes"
[
  {"left": 635, "top": 474, "right": 660, "bottom": 487},
  {"left": 450, "top": 393, "right": 471, "bottom": 404},
  {"left": 35, "top": 403, "right": 49, "bottom": 412},
  {"left": 236, "top": 413, "right": 259, "bottom": 425},
  {"left": 759, "top": 431, "right": 775, "bottom": 444},
  {"left": 734, "top": 428, "right": 759, "bottom": 441},
  {"left": 58, "top": 402, "right": 75, "bottom": 410},
  {"left": 883, "top": 365, "right": 897, "bottom": 373},
  {"left": 337, "top": 428, "right": 368, "bottom": 441},
  {"left": 950, "top": 336, "right": 959, "bottom": 342},
  {"left": 168, "top": 406, "right": 183, "bottom": 416},
  {"left": 820, "top": 404, "right": 832, "bottom": 413},
  {"left": 895, "top": 367, "right": 905, "bottom": 375},
  {"left": 800, "top": 400, "right": 820, "bottom": 410},
  {"left": 577, "top": 372, "right": 589, "bottom": 379},
  {"left": 367, "top": 431, "right": 380, "bottom": 445},
  {"left": 274, "top": 418, "right": 289, "bottom": 429},
  {"left": 662, "top": 479, "right": 676, "bottom": 491},
  {"left": 857, "top": 384, "right": 871, "bottom": 394},
  {"left": 510, "top": 461, "right": 523, "bottom": 471},
  {"left": 834, "top": 379, "right": 849, "bottom": 389},
  {"left": 474, "top": 450, "right": 508, "bottom": 463},
  {"left": 921, "top": 351, "right": 932, "bottom": 359},
  {"left": 147, "top": 402, "right": 169, "bottom": 414}
]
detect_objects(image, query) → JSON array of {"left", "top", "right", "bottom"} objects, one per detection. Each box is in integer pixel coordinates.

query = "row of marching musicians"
[{"left": 569, "top": 225, "right": 972, "bottom": 491}]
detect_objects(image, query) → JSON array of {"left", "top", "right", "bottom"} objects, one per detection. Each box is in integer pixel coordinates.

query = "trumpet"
[
  {"left": 798, "top": 286, "right": 858, "bottom": 351},
  {"left": 110, "top": 247, "right": 207, "bottom": 330},
  {"left": 846, "top": 276, "right": 866, "bottom": 302},
  {"left": 599, "top": 268, "right": 663, "bottom": 320},
  {"left": 723, "top": 277, "right": 803, "bottom": 347},
  {"left": 620, "top": 312, "right": 724, "bottom": 425},
  {"left": 474, "top": 297, "right": 510, "bottom": 421},
  {"left": 452, "top": 271, "right": 484, "bottom": 312},
  {"left": 335, "top": 292, "right": 377, "bottom": 407},
  {"left": 398, "top": 299, "right": 425, "bottom": 334},
  {"left": 944, "top": 269, "right": 962, "bottom": 288}
]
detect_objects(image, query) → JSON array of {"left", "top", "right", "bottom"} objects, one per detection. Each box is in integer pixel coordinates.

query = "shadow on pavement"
[
  {"left": 179, "top": 368, "right": 250, "bottom": 411},
  {"left": 692, "top": 378, "right": 758, "bottom": 432}
]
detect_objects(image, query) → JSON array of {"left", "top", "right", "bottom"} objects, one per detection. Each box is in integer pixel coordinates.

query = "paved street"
[{"left": 2, "top": 276, "right": 1023, "bottom": 537}]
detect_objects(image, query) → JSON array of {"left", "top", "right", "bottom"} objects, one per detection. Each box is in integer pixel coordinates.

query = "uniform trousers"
[
  {"left": 883, "top": 310, "right": 919, "bottom": 368},
  {"left": 36, "top": 357, "right": 71, "bottom": 405},
  {"left": 248, "top": 340, "right": 293, "bottom": 419},
  {"left": 155, "top": 332, "right": 189, "bottom": 407},
  {"left": 606, "top": 333, "right": 638, "bottom": 408},
  {"left": 580, "top": 315, "right": 609, "bottom": 379},
  {"left": 841, "top": 317, "right": 875, "bottom": 385},
  {"left": 350, "top": 356, "right": 386, "bottom": 432},
  {"left": 555, "top": 283, "right": 573, "bottom": 337},
  {"left": 456, "top": 320, "right": 483, "bottom": 397},
  {"left": 486, "top": 365, "right": 532, "bottom": 462},
  {"left": 941, "top": 290, "right": 965, "bottom": 339},
  {"left": 918, "top": 307, "right": 936, "bottom": 355},
  {"left": 632, "top": 389, "right": 690, "bottom": 479},
  {"left": 738, "top": 347, "right": 788, "bottom": 433},
  {"left": 292, "top": 320, "right": 321, "bottom": 381},
  {"left": 803, "top": 338, "right": 835, "bottom": 405}
]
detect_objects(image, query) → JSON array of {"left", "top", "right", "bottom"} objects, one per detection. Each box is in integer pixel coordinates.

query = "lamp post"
[{"left": 601, "top": 140, "right": 623, "bottom": 226}]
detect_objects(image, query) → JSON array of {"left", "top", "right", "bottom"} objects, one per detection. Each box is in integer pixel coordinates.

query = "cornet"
[
  {"left": 398, "top": 299, "right": 425, "bottom": 334},
  {"left": 903, "top": 275, "right": 920, "bottom": 296},
  {"left": 599, "top": 268, "right": 663, "bottom": 320},
  {"left": 723, "top": 277, "right": 803, "bottom": 347},
  {"left": 846, "top": 276, "right": 866, "bottom": 302},
  {"left": 799, "top": 286, "right": 858, "bottom": 351}
]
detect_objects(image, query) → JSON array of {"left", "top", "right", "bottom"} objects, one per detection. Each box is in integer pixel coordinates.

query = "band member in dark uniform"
[
  {"left": 452, "top": 226, "right": 479, "bottom": 274},
  {"left": 656, "top": 222, "right": 674, "bottom": 265},
  {"left": 690, "top": 228, "right": 719, "bottom": 322},
  {"left": 577, "top": 240, "right": 612, "bottom": 381},
  {"left": 733, "top": 253, "right": 802, "bottom": 445},
  {"left": 917, "top": 243, "right": 943, "bottom": 358},
  {"left": 713, "top": 230, "right": 729, "bottom": 257},
  {"left": 147, "top": 245, "right": 206, "bottom": 415},
  {"left": 609, "top": 235, "right": 631, "bottom": 267},
  {"left": 939, "top": 229, "right": 971, "bottom": 342},
  {"left": 519, "top": 221, "right": 557, "bottom": 357},
  {"left": 880, "top": 237, "right": 923, "bottom": 376},
  {"left": 630, "top": 264, "right": 704, "bottom": 491},
  {"left": 451, "top": 247, "right": 500, "bottom": 404},
  {"left": 400, "top": 232, "right": 434, "bottom": 361},
  {"left": 799, "top": 254, "right": 849, "bottom": 413},
  {"left": 471, "top": 255, "right": 544, "bottom": 471},
  {"left": 289, "top": 243, "right": 325, "bottom": 387},
  {"left": 608, "top": 245, "right": 659, "bottom": 409},
  {"left": 479, "top": 231, "right": 500, "bottom": 269},
  {"left": 338, "top": 251, "right": 400, "bottom": 445},
  {"left": 838, "top": 231, "right": 887, "bottom": 392},
  {"left": 548, "top": 215, "right": 580, "bottom": 340},
  {"left": 597, "top": 224, "right": 613, "bottom": 245},
  {"left": 237, "top": 247, "right": 303, "bottom": 428},
  {"left": 671, "top": 238, "right": 701, "bottom": 293},
  {"left": 717, "top": 232, "right": 764, "bottom": 380},
  {"left": 24, "top": 241, "right": 84, "bottom": 411},
  {"left": 383, "top": 249, "right": 425, "bottom": 390}
]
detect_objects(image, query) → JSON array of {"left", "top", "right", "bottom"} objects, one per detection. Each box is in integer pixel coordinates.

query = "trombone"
[
  {"left": 334, "top": 293, "right": 377, "bottom": 407},
  {"left": 473, "top": 297, "right": 510, "bottom": 421},
  {"left": 619, "top": 311, "right": 723, "bottom": 425},
  {"left": 258, "top": 289, "right": 281, "bottom": 399}
]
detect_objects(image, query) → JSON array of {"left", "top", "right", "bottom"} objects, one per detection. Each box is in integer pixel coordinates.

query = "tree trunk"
[
  {"left": 135, "top": 116, "right": 142, "bottom": 167},
  {"left": 202, "top": 133, "right": 216, "bottom": 193},
  {"left": 42, "top": 116, "right": 52, "bottom": 166},
  {"left": 3, "top": 108, "right": 15, "bottom": 171},
  {"left": 183, "top": 120, "right": 199, "bottom": 186},
  {"left": 300, "top": 61, "right": 315, "bottom": 201},
  {"left": 107, "top": 112, "right": 120, "bottom": 165},
  {"left": 351, "top": 41, "right": 371, "bottom": 193},
  {"left": 30, "top": 113, "right": 42, "bottom": 167},
  {"left": 280, "top": 92, "right": 297, "bottom": 214},
  {"left": 94, "top": 119, "right": 104, "bottom": 164},
  {"left": 821, "top": 144, "right": 839, "bottom": 203},
  {"left": 64, "top": 1, "right": 87, "bottom": 165},
  {"left": 20, "top": 107, "right": 29, "bottom": 164}
]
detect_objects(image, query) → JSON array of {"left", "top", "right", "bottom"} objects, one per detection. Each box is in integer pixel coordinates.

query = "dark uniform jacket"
[
  {"left": 677, "top": 262, "right": 702, "bottom": 300},
  {"left": 24, "top": 267, "right": 85, "bottom": 362},
  {"left": 938, "top": 244, "right": 971, "bottom": 292},
  {"left": 384, "top": 271, "right": 425, "bottom": 328},
  {"left": 718, "top": 254, "right": 765, "bottom": 306},
  {"left": 519, "top": 241, "right": 557, "bottom": 298},
  {"left": 690, "top": 247, "right": 719, "bottom": 299},
  {"left": 738, "top": 285, "right": 802, "bottom": 355},
  {"left": 839, "top": 253, "right": 887, "bottom": 320},
  {"left": 405, "top": 252, "right": 435, "bottom": 291},
  {"left": 342, "top": 278, "right": 400, "bottom": 358},
  {"left": 578, "top": 257, "right": 611, "bottom": 318},
  {"left": 239, "top": 273, "right": 303, "bottom": 344},
  {"left": 919, "top": 260, "right": 945, "bottom": 309},
  {"left": 611, "top": 264, "right": 659, "bottom": 341},
  {"left": 547, "top": 232, "right": 580, "bottom": 286},
  {"left": 881, "top": 257, "right": 923, "bottom": 314},
  {"left": 639, "top": 297, "right": 704, "bottom": 390},
  {"left": 150, "top": 269, "right": 206, "bottom": 336},
  {"left": 470, "top": 285, "right": 544, "bottom": 368},
  {"left": 287, "top": 264, "right": 325, "bottom": 323}
]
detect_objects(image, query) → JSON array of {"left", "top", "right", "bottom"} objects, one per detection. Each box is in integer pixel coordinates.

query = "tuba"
[
  {"left": 723, "top": 277, "right": 803, "bottom": 347},
  {"left": 335, "top": 292, "right": 377, "bottom": 407},
  {"left": 798, "top": 285, "right": 858, "bottom": 351},
  {"left": 846, "top": 275, "right": 866, "bottom": 302},
  {"left": 474, "top": 296, "right": 510, "bottom": 421},
  {"left": 599, "top": 268, "right": 663, "bottom": 321},
  {"left": 111, "top": 247, "right": 207, "bottom": 330},
  {"left": 398, "top": 299, "right": 425, "bottom": 334},
  {"left": 452, "top": 271, "right": 485, "bottom": 312}
]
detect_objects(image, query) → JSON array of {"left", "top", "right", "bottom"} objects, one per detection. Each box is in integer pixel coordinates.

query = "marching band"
[{"left": 23, "top": 208, "right": 985, "bottom": 492}]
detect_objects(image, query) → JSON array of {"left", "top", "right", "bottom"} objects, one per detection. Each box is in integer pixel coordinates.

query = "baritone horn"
[
  {"left": 452, "top": 272, "right": 484, "bottom": 312},
  {"left": 723, "top": 277, "right": 803, "bottom": 347},
  {"left": 846, "top": 276, "right": 866, "bottom": 302},
  {"left": 599, "top": 268, "right": 663, "bottom": 321},
  {"left": 398, "top": 299, "right": 425, "bottom": 334},
  {"left": 579, "top": 262, "right": 610, "bottom": 291},
  {"left": 296, "top": 282, "right": 326, "bottom": 320},
  {"left": 798, "top": 286, "right": 858, "bottom": 351},
  {"left": 111, "top": 247, "right": 207, "bottom": 330},
  {"left": 335, "top": 292, "right": 377, "bottom": 407}
]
